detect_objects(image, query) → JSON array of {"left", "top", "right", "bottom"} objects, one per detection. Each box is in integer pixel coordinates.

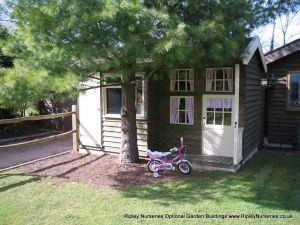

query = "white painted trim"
[
  {"left": 169, "top": 96, "right": 194, "bottom": 125},
  {"left": 170, "top": 68, "right": 194, "bottom": 92},
  {"left": 242, "top": 36, "right": 267, "bottom": 73},
  {"left": 205, "top": 67, "right": 234, "bottom": 93},
  {"left": 202, "top": 94, "right": 235, "bottom": 157},
  {"left": 233, "top": 64, "right": 241, "bottom": 165},
  {"left": 102, "top": 73, "right": 147, "bottom": 119},
  {"left": 202, "top": 94, "right": 235, "bottom": 128},
  {"left": 241, "top": 148, "right": 258, "bottom": 166}
]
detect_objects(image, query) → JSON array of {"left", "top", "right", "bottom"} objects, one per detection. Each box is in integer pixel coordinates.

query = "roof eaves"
[
  {"left": 264, "top": 38, "right": 300, "bottom": 64},
  {"left": 241, "top": 36, "right": 267, "bottom": 72}
]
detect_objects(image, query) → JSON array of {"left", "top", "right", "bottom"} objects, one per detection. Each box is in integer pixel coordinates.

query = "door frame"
[
  {"left": 78, "top": 85, "right": 102, "bottom": 148},
  {"left": 202, "top": 94, "right": 235, "bottom": 157}
]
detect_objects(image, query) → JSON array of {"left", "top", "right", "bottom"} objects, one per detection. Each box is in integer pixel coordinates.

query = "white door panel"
[
  {"left": 202, "top": 95, "right": 234, "bottom": 157},
  {"left": 78, "top": 87, "right": 101, "bottom": 148}
]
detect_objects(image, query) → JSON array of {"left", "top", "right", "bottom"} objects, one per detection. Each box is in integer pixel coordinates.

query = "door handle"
[{"left": 203, "top": 117, "right": 206, "bottom": 131}]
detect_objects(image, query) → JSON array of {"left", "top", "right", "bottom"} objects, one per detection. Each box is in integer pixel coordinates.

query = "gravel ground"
[{"left": 16, "top": 152, "right": 182, "bottom": 188}]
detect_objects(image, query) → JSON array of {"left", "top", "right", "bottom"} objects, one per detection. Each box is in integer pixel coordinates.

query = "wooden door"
[{"left": 202, "top": 95, "right": 235, "bottom": 157}]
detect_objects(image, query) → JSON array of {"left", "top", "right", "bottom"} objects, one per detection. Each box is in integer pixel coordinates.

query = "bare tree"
[{"left": 278, "top": 11, "right": 300, "bottom": 45}]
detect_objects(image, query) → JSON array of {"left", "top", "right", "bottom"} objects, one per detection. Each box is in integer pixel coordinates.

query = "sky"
[{"left": 253, "top": 12, "right": 300, "bottom": 53}]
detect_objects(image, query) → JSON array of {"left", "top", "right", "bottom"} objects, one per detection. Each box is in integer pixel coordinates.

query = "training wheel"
[{"left": 153, "top": 172, "right": 159, "bottom": 178}]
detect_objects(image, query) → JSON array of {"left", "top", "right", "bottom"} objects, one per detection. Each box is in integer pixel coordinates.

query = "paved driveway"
[{"left": 0, "top": 136, "right": 72, "bottom": 169}]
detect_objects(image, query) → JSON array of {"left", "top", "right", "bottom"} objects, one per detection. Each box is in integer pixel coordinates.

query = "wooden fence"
[{"left": 0, "top": 105, "right": 78, "bottom": 151}]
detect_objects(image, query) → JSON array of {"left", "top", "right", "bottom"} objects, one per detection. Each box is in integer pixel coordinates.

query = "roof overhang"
[
  {"left": 241, "top": 36, "right": 267, "bottom": 73},
  {"left": 264, "top": 38, "right": 300, "bottom": 64}
]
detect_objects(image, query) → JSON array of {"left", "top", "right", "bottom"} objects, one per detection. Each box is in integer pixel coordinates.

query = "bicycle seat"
[{"left": 146, "top": 149, "right": 171, "bottom": 157}]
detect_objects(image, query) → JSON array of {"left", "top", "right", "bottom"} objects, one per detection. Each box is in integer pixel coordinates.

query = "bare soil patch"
[{"left": 16, "top": 152, "right": 182, "bottom": 188}]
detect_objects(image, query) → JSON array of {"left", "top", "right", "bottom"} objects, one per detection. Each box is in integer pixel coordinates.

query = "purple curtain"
[
  {"left": 215, "top": 98, "right": 223, "bottom": 109},
  {"left": 185, "top": 98, "right": 194, "bottom": 124},
  {"left": 207, "top": 98, "right": 215, "bottom": 108},
  {"left": 170, "top": 98, "right": 178, "bottom": 123},
  {"left": 224, "top": 98, "right": 232, "bottom": 109}
]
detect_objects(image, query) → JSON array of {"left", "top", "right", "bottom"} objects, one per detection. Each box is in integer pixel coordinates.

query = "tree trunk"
[{"left": 120, "top": 73, "right": 139, "bottom": 163}]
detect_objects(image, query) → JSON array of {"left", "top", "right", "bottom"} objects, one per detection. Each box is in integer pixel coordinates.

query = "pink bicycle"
[{"left": 146, "top": 137, "right": 192, "bottom": 177}]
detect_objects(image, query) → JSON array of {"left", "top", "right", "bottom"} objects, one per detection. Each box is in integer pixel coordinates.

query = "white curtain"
[
  {"left": 185, "top": 97, "right": 194, "bottom": 124},
  {"left": 225, "top": 68, "right": 233, "bottom": 91},
  {"left": 171, "top": 70, "right": 177, "bottom": 91},
  {"left": 170, "top": 98, "right": 179, "bottom": 123},
  {"left": 188, "top": 70, "right": 194, "bottom": 91},
  {"left": 206, "top": 69, "right": 215, "bottom": 91}
]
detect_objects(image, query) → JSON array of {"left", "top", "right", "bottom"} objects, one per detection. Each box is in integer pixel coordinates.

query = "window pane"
[
  {"left": 215, "top": 113, "right": 222, "bottom": 125},
  {"left": 207, "top": 80, "right": 215, "bottom": 91},
  {"left": 216, "top": 69, "right": 223, "bottom": 79},
  {"left": 179, "top": 111, "right": 185, "bottom": 123},
  {"left": 290, "top": 73, "right": 300, "bottom": 107},
  {"left": 107, "top": 88, "right": 122, "bottom": 114},
  {"left": 186, "top": 112, "right": 190, "bottom": 124},
  {"left": 216, "top": 81, "right": 223, "bottom": 91},
  {"left": 174, "top": 81, "right": 179, "bottom": 90},
  {"left": 224, "top": 98, "right": 232, "bottom": 112},
  {"left": 186, "top": 70, "right": 190, "bottom": 80},
  {"left": 215, "top": 98, "right": 223, "bottom": 111},
  {"left": 179, "top": 81, "right": 186, "bottom": 90},
  {"left": 206, "top": 67, "right": 233, "bottom": 92},
  {"left": 207, "top": 112, "right": 214, "bottom": 124},
  {"left": 136, "top": 80, "right": 143, "bottom": 114},
  {"left": 224, "top": 80, "right": 229, "bottom": 91},
  {"left": 179, "top": 70, "right": 186, "bottom": 80},
  {"left": 187, "top": 81, "right": 191, "bottom": 91},
  {"left": 224, "top": 113, "right": 232, "bottom": 126},
  {"left": 179, "top": 98, "right": 186, "bottom": 110}
]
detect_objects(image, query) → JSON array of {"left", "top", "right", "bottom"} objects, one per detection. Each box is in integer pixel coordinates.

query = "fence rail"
[
  {"left": 0, "top": 112, "right": 73, "bottom": 125},
  {"left": 0, "top": 105, "right": 78, "bottom": 152}
]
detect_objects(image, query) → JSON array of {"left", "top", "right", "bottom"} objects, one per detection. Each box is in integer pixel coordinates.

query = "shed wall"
[
  {"left": 267, "top": 50, "right": 300, "bottom": 145},
  {"left": 242, "top": 51, "right": 265, "bottom": 158}
]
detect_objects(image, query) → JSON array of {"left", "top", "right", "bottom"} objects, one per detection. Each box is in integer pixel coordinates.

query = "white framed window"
[
  {"left": 288, "top": 71, "right": 300, "bottom": 110},
  {"left": 206, "top": 67, "right": 233, "bottom": 92},
  {"left": 206, "top": 97, "right": 233, "bottom": 126},
  {"left": 170, "top": 69, "right": 194, "bottom": 92},
  {"left": 103, "top": 74, "right": 145, "bottom": 117},
  {"left": 170, "top": 96, "right": 194, "bottom": 125}
]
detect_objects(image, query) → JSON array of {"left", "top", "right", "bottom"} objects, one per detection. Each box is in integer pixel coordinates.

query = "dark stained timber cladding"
[
  {"left": 147, "top": 77, "right": 160, "bottom": 149},
  {"left": 243, "top": 51, "right": 265, "bottom": 158},
  {"left": 267, "top": 50, "right": 300, "bottom": 145},
  {"left": 158, "top": 68, "right": 203, "bottom": 154}
]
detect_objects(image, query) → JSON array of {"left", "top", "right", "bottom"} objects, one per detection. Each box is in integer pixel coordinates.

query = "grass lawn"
[{"left": 0, "top": 151, "right": 300, "bottom": 225}]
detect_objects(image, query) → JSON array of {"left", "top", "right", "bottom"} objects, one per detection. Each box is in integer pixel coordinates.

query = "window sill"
[
  {"left": 103, "top": 114, "right": 147, "bottom": 120},
  {"left": 205, "top": 91, "right": 234, "bottom": 94},
  {"left": 286, "top": 107, "right": 300, "bottom": 112},
  {"left": 170, "top": 91, "right": 194, "bottom": 93},
  {"left": 169, "top": 123, "right": 194, "bottom": 126}
]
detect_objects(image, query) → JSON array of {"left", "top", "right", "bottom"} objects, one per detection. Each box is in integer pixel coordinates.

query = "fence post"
[{"left": 72, "top": 105, "right": 78, "bottom": 152}]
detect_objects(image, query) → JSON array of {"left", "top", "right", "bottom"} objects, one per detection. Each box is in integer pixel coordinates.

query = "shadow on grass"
[
  {"left": 117, "top": 152, "right": 300, "bottom": 211},
  {"left": 0, "top": 173, "right": 44, "bottom": 192}
]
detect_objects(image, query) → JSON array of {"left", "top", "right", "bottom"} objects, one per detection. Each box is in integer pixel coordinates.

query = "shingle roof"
[{"left": 264, "top": 38, "right": 300, "bottom": 64}]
